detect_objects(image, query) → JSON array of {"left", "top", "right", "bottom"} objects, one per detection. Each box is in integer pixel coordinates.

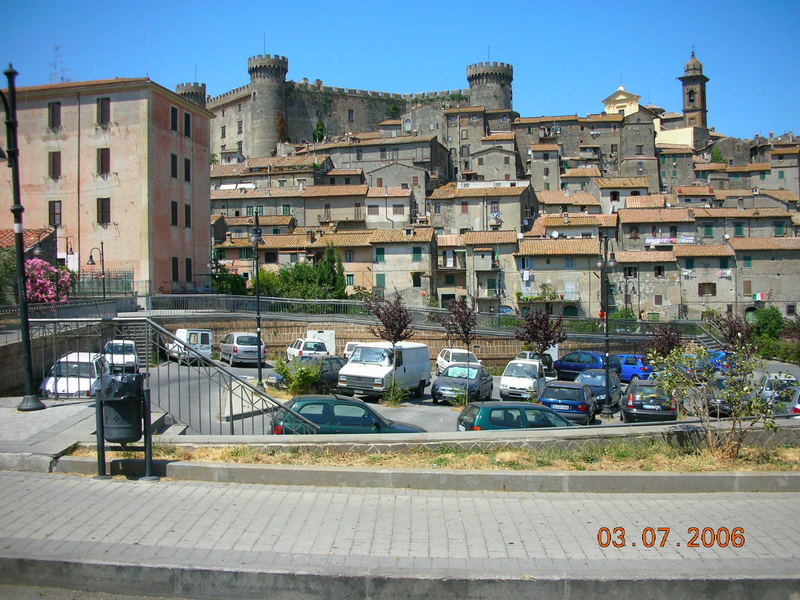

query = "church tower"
[{"left": 679, "top": 51, "right": 709, "bottom": 129}]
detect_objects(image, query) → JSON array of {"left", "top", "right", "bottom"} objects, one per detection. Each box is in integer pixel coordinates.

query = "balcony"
[
  {"left": 476, "top": 288, "right": 502, "bottom": 299},
  {"left": 643, "top": 235, "right": 695, "bottom": 246},
  {"left": 437, "top": 257, "right": 467, "bottom": 270},
  {"left": 473, "top": 259, "right": 501, "bottom": 271},
  {"left": 516, "top": 291, "right": 581, "bottom": 303}
]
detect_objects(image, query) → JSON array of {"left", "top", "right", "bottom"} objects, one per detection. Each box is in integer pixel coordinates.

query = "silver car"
[{"left": 219, "top": 332, "right": 265, "bottom": 366}]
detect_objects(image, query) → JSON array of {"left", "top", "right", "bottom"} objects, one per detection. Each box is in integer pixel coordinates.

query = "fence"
[
  {"left": 0, "top": 299, "right": 123, "bottom": 345},
  {"left": 71, "top": 269, "right": 135, "bottom": 297}
]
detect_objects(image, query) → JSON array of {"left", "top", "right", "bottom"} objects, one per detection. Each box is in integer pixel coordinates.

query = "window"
[
  {"left": 774, "top": 222, "right": 786, "bottom": 236},
  {"left": 345, "top": 274, "right": 354, "bottom": 286},
  {"left": 237, "top": 121, "right": 242, "bottom": 134},
  {"left": 685, "top": 257, "right": 694, "bottom": 269},
  {"left": 347, "top": 109, "right": 354, "bottom": 123},
  {"left": 624, "top": 266, "right": 638, "bottom": 278},
  {"left": 97, "top": 97, "right": 110, "bottom": 126},
  {"left": 654, "top": 294, "right": 663, "bottom": 306},
  {"left": 719, "top": 257, "right": 728, "bottom": 269},
  {"left": 412, "top": 247, "right": 422, "bottom": 262},
  {"left": 734, "top": 222, "right": 744, "bottom": 237},
  {"left": 282, "top": 204, "right": 291, "bottom": 215},
  {"left": 610, "top": 144, "right": 618, "bottom": 154},
  {"left": 170, "top": 154, "right": 178, "bottom": 178},
  {"left": 239, "top": 248, "right": 252, "bottom": 260},
  {"left": 760, "top": 172, "right": 766, "bottom": 181},
  {"left": 449, "top": 116, "right": 457, "bottom": 125},
  {"left": 97, "top": 148, "right": 110, "bottom": 175},
  {"left": 237, "top": 141, "right": 242, "bottom": 153},
  {"left": 170, "top": 106, "right": 178, "bottom": 131},
  {"left": 375, "top": 247, "right": 385, "bottom": 263},
  {"left": 703, "top": 222, "right": 713, "bottom": 238},
  {"left": 412, "top": 175, "right": 419, "bottom": 187},
  {"left": 96, "top": 197, "right": 111, "bottom": 225},
  {"left": 779, "top": 170, "right": 785, "bottom": 179},
  {"left": 289, "top": 253, "right": 298, "bottom": 263},
  {"left": 245, "top": 206, "right": 253, "bottom": 216},
  {"left": 434, "top": 203, "right": 441, "bottom": 215},
  {"left": 444, "top": 274, "right": 455, "bottom": 285},
  {"left": 543, "top": 167, "right": 550, "bottom": 177},
  {"left": 375, "top": 273, "right": 386, "bottom": 288},
  {"left": 354, "top": 203, "right": 362, "bottom": 219},
  {"left": 265, "top": 252, "right": 278, "bottom": 263},
  {"left": 460, "top": 130, "right": 468, "bottom": 139},
  {"left": 629, "top": 226, "right": 639, "bottom": 239},
  {"left": 743, "top": 280, "right": 752, "bottom": 295},
  {"left": 220, "top": 125, "right": 226, "bottom": 138},
  {"left": 278, "top": 179, "right": 286, "bottom": 187},
  {"left": 185, "top": 258, "right": 193, "bottom": 282},
  {"left": 184, "top": 204, "right": 191, "bottom": 228},
  {"left": 743, "top": 255, "right": 752, "bottom": 268},
  {"left": 48, "top": 102, "right": 61, "bottom": 130},
  {"left": 356, "top": 148, "right": 363, "bottom": 160},
  {"left": 565, "top": 257, "right": 575, "bottom": 269},
  {"left": 253, "top": 206, "right": 263, "bottom": 215},
  {"left": 698, "top": 282, "right": 717, "bottom": 296},
  {"left": 636, "top": 145, "right": 644, "bottom": 155},
  {"left": 787, "top": 304, "right": 796, "bottom": 316},
  {"left": 184, "top": 158, "right": 191, "bottom": 182},
  {"left": 376, "top": 177, "right": 383, "bottom": 187},
  {"left": 171, "top": 201, "right": 178, "bottom": 226},
  {"left": 171, "top": 257, "right": 179, "bottom": 282},
  {"left": 367, "top": 204, "right": 379, "bottom": 215},
  {"left": 48, "top": 200, "right": 62, "bottom": 227},
  {"left": 184, "top": 113, "right": 191, "bottom": 137},
  {"left": 380, "top": 147, "right": 387, "bottom": 160},
  {"left": 48, "top": 151, "right": 61, "bottom": 179},
  {"left": 672, "top": 169, "right": 677, "bottom": 177},
  {"left": 490, "top": 201, "right": 499, "bottom": 214},
  {"left": 345, "top": 250, "right": 353, "bottom": 263},
  {"left": 470, "top": 115, "right": 478, "bottom": 122},
  {"left": 461, "top": 201, "right": 468, "bottom": 215},
  {"left": 504, "top": 156, "right": 510, "bottom": 165},
  {"left": 393, "top": 204, "right": 404, "bottom": 215},
  {"left": 344, "top": 177, "right": 351, "bottom": 185},
  {"left": 412, "top": 273, "right": 421, "bottom": 287}
]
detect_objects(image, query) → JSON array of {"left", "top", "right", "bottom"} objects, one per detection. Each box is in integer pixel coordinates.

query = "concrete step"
[{"left": 159, "top": 423, "right": 188, "bottom": 436}]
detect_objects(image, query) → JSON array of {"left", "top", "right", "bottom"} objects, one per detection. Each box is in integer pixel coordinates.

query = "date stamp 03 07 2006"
[{"left": 597, "top": 527, "right": 746, "bottom": 549}]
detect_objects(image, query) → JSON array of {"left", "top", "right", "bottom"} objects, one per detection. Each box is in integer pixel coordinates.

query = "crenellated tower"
[
  {"left": 248, "top": 54, "right": 289, "bottom": 157},
  {"left": 679, "top": 51, "right": 709, "bottom": 129},
  {"left": 466, "top": 62, "right": 513, "bottom": 110},
  {"left": 175, "top": 82, "right": 207, "bottom": 107}
]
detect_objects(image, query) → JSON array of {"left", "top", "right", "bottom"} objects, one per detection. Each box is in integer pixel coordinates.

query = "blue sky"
[{"left": 1, "top": 0, "right": 798, "bottom": 140}]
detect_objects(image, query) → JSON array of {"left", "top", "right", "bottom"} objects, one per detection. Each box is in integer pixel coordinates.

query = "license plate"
[
  {"left": 552, "top": 404, "right": 570, "bottom": 411},
  {"left": 442, "top": 390, "right": 456, "bottom": 397},
  {"left": 457, "top": 424, "right": 466, "bottom": 431},
  {"left": 643, "top": 404, "right": 660, "bottom": 410}
]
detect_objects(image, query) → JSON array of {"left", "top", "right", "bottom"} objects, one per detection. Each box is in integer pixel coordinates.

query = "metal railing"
[{"left": 0, "top": 299, "right": 121, "bottom": 345}]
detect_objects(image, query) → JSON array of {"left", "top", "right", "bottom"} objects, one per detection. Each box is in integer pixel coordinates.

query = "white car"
[
  {"left": 343, "top": 341, "right": 364, "bottom": 360},
  {"left": 499, "top": 359, "right": 547, "bottom": 402},
  {"left": 103, "top": 339, "right": 140, "bottom": 373},
  {"left": 39, "top": 352, "right": 111, "bottom": 399},
  {"left": 286, "top": 338, "right": 330, "bottom": 360},
  {"left": 435, "top": 348, "right": 480, "bottom": 376}
]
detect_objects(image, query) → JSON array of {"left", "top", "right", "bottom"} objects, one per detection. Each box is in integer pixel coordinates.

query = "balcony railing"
[
  {"left": 473, "top": 260, "right": 501, "bottom": 271},
  {"left": 517, "top": 291, "right": 581, "bottom": 302},
  {"left": 436, "top": 258, "right": 467, "bottom": 270}
]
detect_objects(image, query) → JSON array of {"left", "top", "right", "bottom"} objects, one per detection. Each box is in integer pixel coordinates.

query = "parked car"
[
  {"left": 707, "top": 350, "right": 735, "bottom": 372},
  {"left": 782, "top": 387, "right": 800, "bottom": 419},
  {"left": 536, "top": 381, "right": 596, "bottom": 425},
  {"left": 337, "top": 341, "right": 430, "bottom": 398},
  {"left": 757, "top": 372, "right": 798, "bottom": 405},
  {"left": 431, "top": 362, "right": 493, "bottom": 404},
  {"left": 219, "top": 332, "right": 265, "bottom": 367},
  {"left": 575, "top": 368, "right": 623, "bottom": 409},
  {"left": 343, "top": 341, "right": 364, "bottom": 361},
  {"left": 456, "top": 401, "right": 575, "bottom": 431},
  {"left": 435, "top": 348, "right": 480, "bottom": 375},
  {"left": 515, "top": 351, "right": 557, "bottom": 379},
  {"left": 271, "top": 395, "right": 426, "bottom": 435},
  {"left": 167, "top": 328, "right": 213, "bottom": 363},
  {"left": 266, "top": 356, "right": 347, "bottom": 392},
  {"left": 620, "top": 380, "right": 677, "bottom": 423},
  {"left": 612, "top": 354, "right": 653, "bottom": 382},
  {"left": 553, "top": 350, "right": 606, "bottom": 380},
  {"left": 39, "top": 352, "right": 111, "bottom": 398},
  {"left": 499, "top": 359, "right": 547, "bottom": 401},
  {"left": 286, "top": 338, "right": 330, "bottom": 360},
  {"left": 103, "top": 339, "right": 139, "bottom": 373}
]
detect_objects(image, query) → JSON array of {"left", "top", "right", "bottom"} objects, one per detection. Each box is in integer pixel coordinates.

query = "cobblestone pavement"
[{"left": 0, "top": 471, "right": 797, "bottom": 582}]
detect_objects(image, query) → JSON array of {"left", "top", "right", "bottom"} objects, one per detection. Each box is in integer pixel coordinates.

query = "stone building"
[
  {"left": 587, "top": 177, "right": 651, "bottom": 212},
  {"left": 534, "top": 190, "right": 602, "bottom": 214},
  {"left": 462, "top": 231, "right": 519, "bottom": 311},
  {"left": 428, "top": 185, "right": 534, "bottom": 234},
  {"left": 612, "top": 251, "right": 681, "bottom": 321},
  {"left": 435, "top": 234, "right": 467, "bottom": 307},
  {"left": 616, "top": 208, "right": 696, "bottom": 251},
  {"left": 528, "top": 144, "right": 560, "bottom": 191}
]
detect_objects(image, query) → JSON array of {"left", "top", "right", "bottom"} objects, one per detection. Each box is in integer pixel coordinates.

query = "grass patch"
[{"left": 71, "top": 439, "right": 800, "bottom": 472}]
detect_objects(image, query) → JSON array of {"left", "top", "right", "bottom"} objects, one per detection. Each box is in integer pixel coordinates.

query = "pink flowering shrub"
[{"left": 25, "top": 258, "right": 72, "bottom": 303}]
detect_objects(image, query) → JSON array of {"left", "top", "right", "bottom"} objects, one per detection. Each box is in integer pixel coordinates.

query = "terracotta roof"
[
  {"left": 714, "top": 189, "right": 754, "bottom": 199},
  {"left": 691, "top": 208, "right": 792, "bottom": 219},
  {"left": 726, "top": 163, "right": 771, "bottom": 173},
  {"left": 211, "top": 155, "right": 330, "bottom": 177},
  {"left": 443, "top": 106, "right": 486, "bottom": 115},
  {"left": 562, "top": 167, "right": 601, "bottom": 178},
  {"left": 614, "top": 251, "right": 676, "bottom": 263},
  {"left": 462, "top": 231, "right": 519, "bottom": 246},
  {"left": 657, "top": 145, "right": 694, "bottom": 155},
  {"left": 310, "top": 233, "right": 374, "bottom": 248},
  {"left": 15, "top": 77, "right": 149, "bottom": 94},
  {"left": 369, "top": 228, "right": 435, "bottom": 243},
  {"left": 675, "top": 186, "right": 714, "bottom": 196},
  {"left": 216, "top": 234, "right": 309, "bottom": 250},
  {"left": 593, "top": 177, "right": 649, "bottom": 189},
  {"left": 515, "top": 239, "right": 600, "bottom": 256},
  {"left": 625, "top": 195, "right": 668, "bottom": 209},
  {"left": 761, "top": 189, "right": 799, "bottom": 203},
  {"left": 514, "top": 115, "right": 577, "bottom": 124},
  {"left": 617, "top": 208, "right": 694, "bottom": 224},
  {"left": 326, "top": 168, "right": 363, "bottom": 176},
  {"left": 210, "top": 188, "right": 303, "bottom": 200},
  {"left": 297, "top": 134, "right": 438, "bottom": 151},
  {"left": 365, "top": 187, "right": 412, "bottom": 198},
  {"left": 771, "top": 147, "right": 800, "bottom": 155},
  {"left": 673, "top": 244, "right": 734, "bottom": 257},
  {"left": 0, "top": 228, "right": 54, "bottom": 252},
  {"left": 302, "top": 185, "right": 368, "bottom": 197},
  {"left": 530, "top": 144, "right": 559, "bottom": 152},
  {"left": 728, "top": 238, "right": 800, "bottom": 251},
  {"left": 578, "top": 114, "right": 623, "bottom": 123},
  {"left": 430, "top": 186, "right": 529, "bottom": 200},
  {"left": 534, "top": 190, "right": 600, "bottom": 206},
  {"left": 210, "top": 214, "right": 224, "bottom": 224},
  {"left": 693, "top": 163, "right": 728, "bottom": 171},
  {"left": 481, "top": 133, "right": 515, "bottom": 141},
  {"left": 379, "top": 119, "right": 402, "bottom": 126},
  {"left": 437, "top": 234, "right": 463, "bottom": 247},
  {"left": 221, "top": 215, "right": 294, "bottom": 227}
]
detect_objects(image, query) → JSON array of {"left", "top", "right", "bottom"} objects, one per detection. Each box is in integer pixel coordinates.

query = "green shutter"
[
  {"left": 375, "top": 273, "right": 385, "bottom": 287},
  {"left": 743, "top": 255, "right": 752, "bottom": 268},
  {"left": 685, "top": 258, "right": 694, "bottom": 269},
  {"left": 375, "top": 248, "right": 385, "bottom": 263},
  {"left": 412, "top": 246, "right": 422, "bottom": 262},
  {"left": 734, "top": 223, "right": 744, "bottom": 237},
  {"left": 719, "top": 257, "right": 729, "bottom": 269}
]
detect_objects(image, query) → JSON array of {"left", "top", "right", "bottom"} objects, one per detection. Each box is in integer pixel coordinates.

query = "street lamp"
[
  {"left": 2, "top": 65, "right": 45, "bottom": 411},
  {"left": 86, "top": 242, "right": 105, "bottom": 298},
  {"left": 249, "top": 215, "right": 263, "bottom": 388},
  {"left": 596, "top": 234, "right": 617, "bottom": 417}
]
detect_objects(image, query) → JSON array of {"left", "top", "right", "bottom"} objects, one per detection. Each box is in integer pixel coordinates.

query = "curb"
[{"left": 54, "top": 456, "right": 800, "bottom": 493}]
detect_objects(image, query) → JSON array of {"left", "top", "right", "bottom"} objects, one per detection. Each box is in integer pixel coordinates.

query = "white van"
[
  {"left": 168, "top": 328, "right": 213, "bottom": 363},
  {"left": 337, "top": 341, "right": 431, "bottom": 398},
  {"left": 499, "top": 359, "right": 547, "bottom": 401}
]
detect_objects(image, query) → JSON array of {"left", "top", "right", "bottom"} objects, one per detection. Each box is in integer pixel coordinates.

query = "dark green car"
[
  {"left": 457, "top": 401, "right": 575, "bottom": 431},
  {"left": 272, "top": 395, "right": 427, "bottom": 435}
]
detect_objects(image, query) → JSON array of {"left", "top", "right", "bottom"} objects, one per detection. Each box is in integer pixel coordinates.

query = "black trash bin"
[{"left": 100, "top": 373, "right": 144, "bottom": 443}]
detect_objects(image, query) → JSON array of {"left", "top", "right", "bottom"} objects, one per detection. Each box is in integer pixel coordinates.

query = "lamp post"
[
  {"left": 86, "top": 242, "right": 105, "bottom": 298},
  {"left": 249, "top": 215, "right": 263, "bottom": 389},
  {"left": 596, "top": 234, "right": 617, "bottom": 417},
  {"left": 2, "top": 65, "right": 45, "bottom": 411}
]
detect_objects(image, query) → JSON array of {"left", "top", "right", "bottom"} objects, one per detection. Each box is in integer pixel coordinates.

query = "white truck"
[{"left": 337, "top": 341, "right": 431, "bottom": 399}]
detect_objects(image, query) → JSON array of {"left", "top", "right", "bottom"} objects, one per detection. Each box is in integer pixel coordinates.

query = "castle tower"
[
  {"left": 247, "top": 54, "right": 289, "bottom": 157},
  {"left": 678, "top": 51, "right": 709, "bottom": 129},
  {"left": 466, "top": 62, "right": 513, "bottom": 110},
  {"left": 175, "top": 82, "right": 207, "bottom": 107}
]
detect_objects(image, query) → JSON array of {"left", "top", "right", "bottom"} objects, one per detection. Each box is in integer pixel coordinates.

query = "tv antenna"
[{"left": 49, "top": 45, "right": 71, "bottom": 83}]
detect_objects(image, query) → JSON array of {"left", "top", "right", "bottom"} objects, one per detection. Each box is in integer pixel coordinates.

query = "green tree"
[
  {"left": 0, "top": 248, "right": 16, "bottom": 305},
  {"left": 312, "top": 120, "right": 327, "bottom": 143},
  {"left": 211, "top": 263, "right": 247, "bottom": 295},
  {"left": 609, "top": 307, "right": 636, "bottom": 320},
  {"left": 753, "top": 307, "right": 785, "bottom": 339},
  {"left": 316, "top": 244, "right": 346, "bottom": 298},
  {"left": 710, "top": 146, "right": 726, "bottom": 164}
]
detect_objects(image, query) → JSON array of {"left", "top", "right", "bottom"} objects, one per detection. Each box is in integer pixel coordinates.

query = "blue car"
[
  {"left": 707, "top": 350, "right": 735, "bottom": 372},
  {"left": 553, "top": 350, "right": 606, "bottom": 380},
  {"left": 536, "top": 381, "right": 597, "bottom": 425},
  {"left": 612, "top": 354, "right": 654, "bottom": 382}
]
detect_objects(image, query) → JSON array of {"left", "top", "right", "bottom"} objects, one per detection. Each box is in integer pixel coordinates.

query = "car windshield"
[
  {"left": 633, "top": 385, "right": 667, "bottom": 401},
  {"left": 443, "top": 366, "right": 478, "bottom": 379},
  {"left": 577, "top": 373, "right": 608, "bottom": 386},
  {"left": 236, "top": 336, "right": 259, "bottom": 345},
  {"left": 303, "top": 342, "right": 327, "bottom": 352},
  {"left": 52, "top": 361, "right": 95, "bottom": 378},
  {"left": 106, "top": 343, "right": 135, "bottom": 355},
  {"left": 450, "top": 351, "right": 478, "bottom": 363},
  {"left": 351, "top": 347, "right": 393, "bottom": 365},
  {"left": 542, "top": 387, "right": 581, "bottom": 401},
  {"left": 503, "top": 363, "right": 539, "bottom": 378},
  {"left": 765, "top": 378, "right": 795, "bottom": 392}
]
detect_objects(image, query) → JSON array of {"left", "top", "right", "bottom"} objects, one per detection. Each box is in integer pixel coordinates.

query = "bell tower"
[{"left": 679, "top": 51, "right": 709, "bottom": 129}]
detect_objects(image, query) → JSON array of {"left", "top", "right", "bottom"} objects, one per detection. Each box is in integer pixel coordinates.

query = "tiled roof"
[
  {"left": 530, "top": 144, "right": 559, "bottom": 152},
  {"left": 657, "top": 145, "right": 694, "bottom": 155},
  {"left": 593, "top": 177, "right": 649, "bottom": 189},
  {"left": 614, "top": 251, "right": 676, "bottom": 263},
  {"left": 726, "top": 163, "right": 771, "bottom": 173},
  {"left": 693, "top": 163, "right": 728, "bottom": 171},
  {"left": 481, "top": 133, "right": 515, "bottom": 141},
  {"left": 515, "top": 239, "right": 600, "bottom": 256},
  {"left": 691, "top": 208, "right": 792, "bottom": 219},
  {"left": 617, "top": 208, "right": 694, "bottom": 224},
  {"left": 578, "top": 113, "right": 623, "bottom": 123},
  {"left": 771, "top": 147, "right": 800, "bottom": 155},
  {"left": 296, "top": 134, "right": 438, "bottom": 151},
  {"left": 514, "top": 115, "right": 577, "bottom": 124},
  {"left": 366, "top": 187, "right": 412, "bottom": 198},
  {"left": 210, "top": 214, "right": 224, "bottom": 224},
  {"left": 210, "top": 188, "right": 303, "bottom": 200},
  {"left": 675, "top": 186, "right": 714, "bottom": 196},
  {"left": 437, "top": 234, "right": 463, "bottom": 247},
  {"left": 216, "top": 234, "right": 309, "bottom": 250},
  {"left": 16, "top": 77, "right": 150, "bottom": 94},
  {"left": 673, "top": 244, "right": 734, "bottom": 257},
  {"left": 327, "top": 168, "right": 363, "bottom": 176},
  {"left": 302, "top": 185, "right": 369, "bottom": 197},
  {"left": 625, "top": 195, "right": 668, "bottom": 209},
  {"left": 761, "top": 189, "right": 799, "bottom": 202},
  {"left": 379, "top": 119, "right": 402, "bottom": 126},
  {"left": 221, "top": 215, "right": 294, "bottom": 227},
  {"left": 535, "top": 191, "right": 600, "bottom": 206},
  {"left": 527, "top": 214, "right": 617, "bottom": 237},
  {"left": 562, "top": 167, "right": 601, "bottom": 178},
  {"left": 462, "top": 231, "right": 519, "bottom": 246},
  {"left": 714, "top": 189, "right": 754, "bottom": 199},
  {"left": 211, "top": 155, "right": 330, "bottom": 177},
  {"left": 310, "top": 233, "right": 373, "bottom": 248},
  {"left": 430, "top": 185, "right": 528, "bottom": 200},
  {"left": 0, "top": 228, "right": 54, "bottom": 251},
  {"left": 369, "top": 228, "right": 435, "bottom": 243},
  {"left": 443, "top": 106, "right": 486, "bottom": 114},
  {"left": 728, "top": 238, "right": 800, "bottom": 251}
]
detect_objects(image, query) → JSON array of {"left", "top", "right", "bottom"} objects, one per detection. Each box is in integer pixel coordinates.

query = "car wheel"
[
  {"left": 631, "top": 374, "right": 640, "bottom": 381},
  {"left": 414, "top": 380, "right": 425, "bottom": 398}
]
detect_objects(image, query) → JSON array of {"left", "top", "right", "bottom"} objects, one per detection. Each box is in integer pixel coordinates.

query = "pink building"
[{"left": 0, "top": 78, "right": 214, "bottom": 293}]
